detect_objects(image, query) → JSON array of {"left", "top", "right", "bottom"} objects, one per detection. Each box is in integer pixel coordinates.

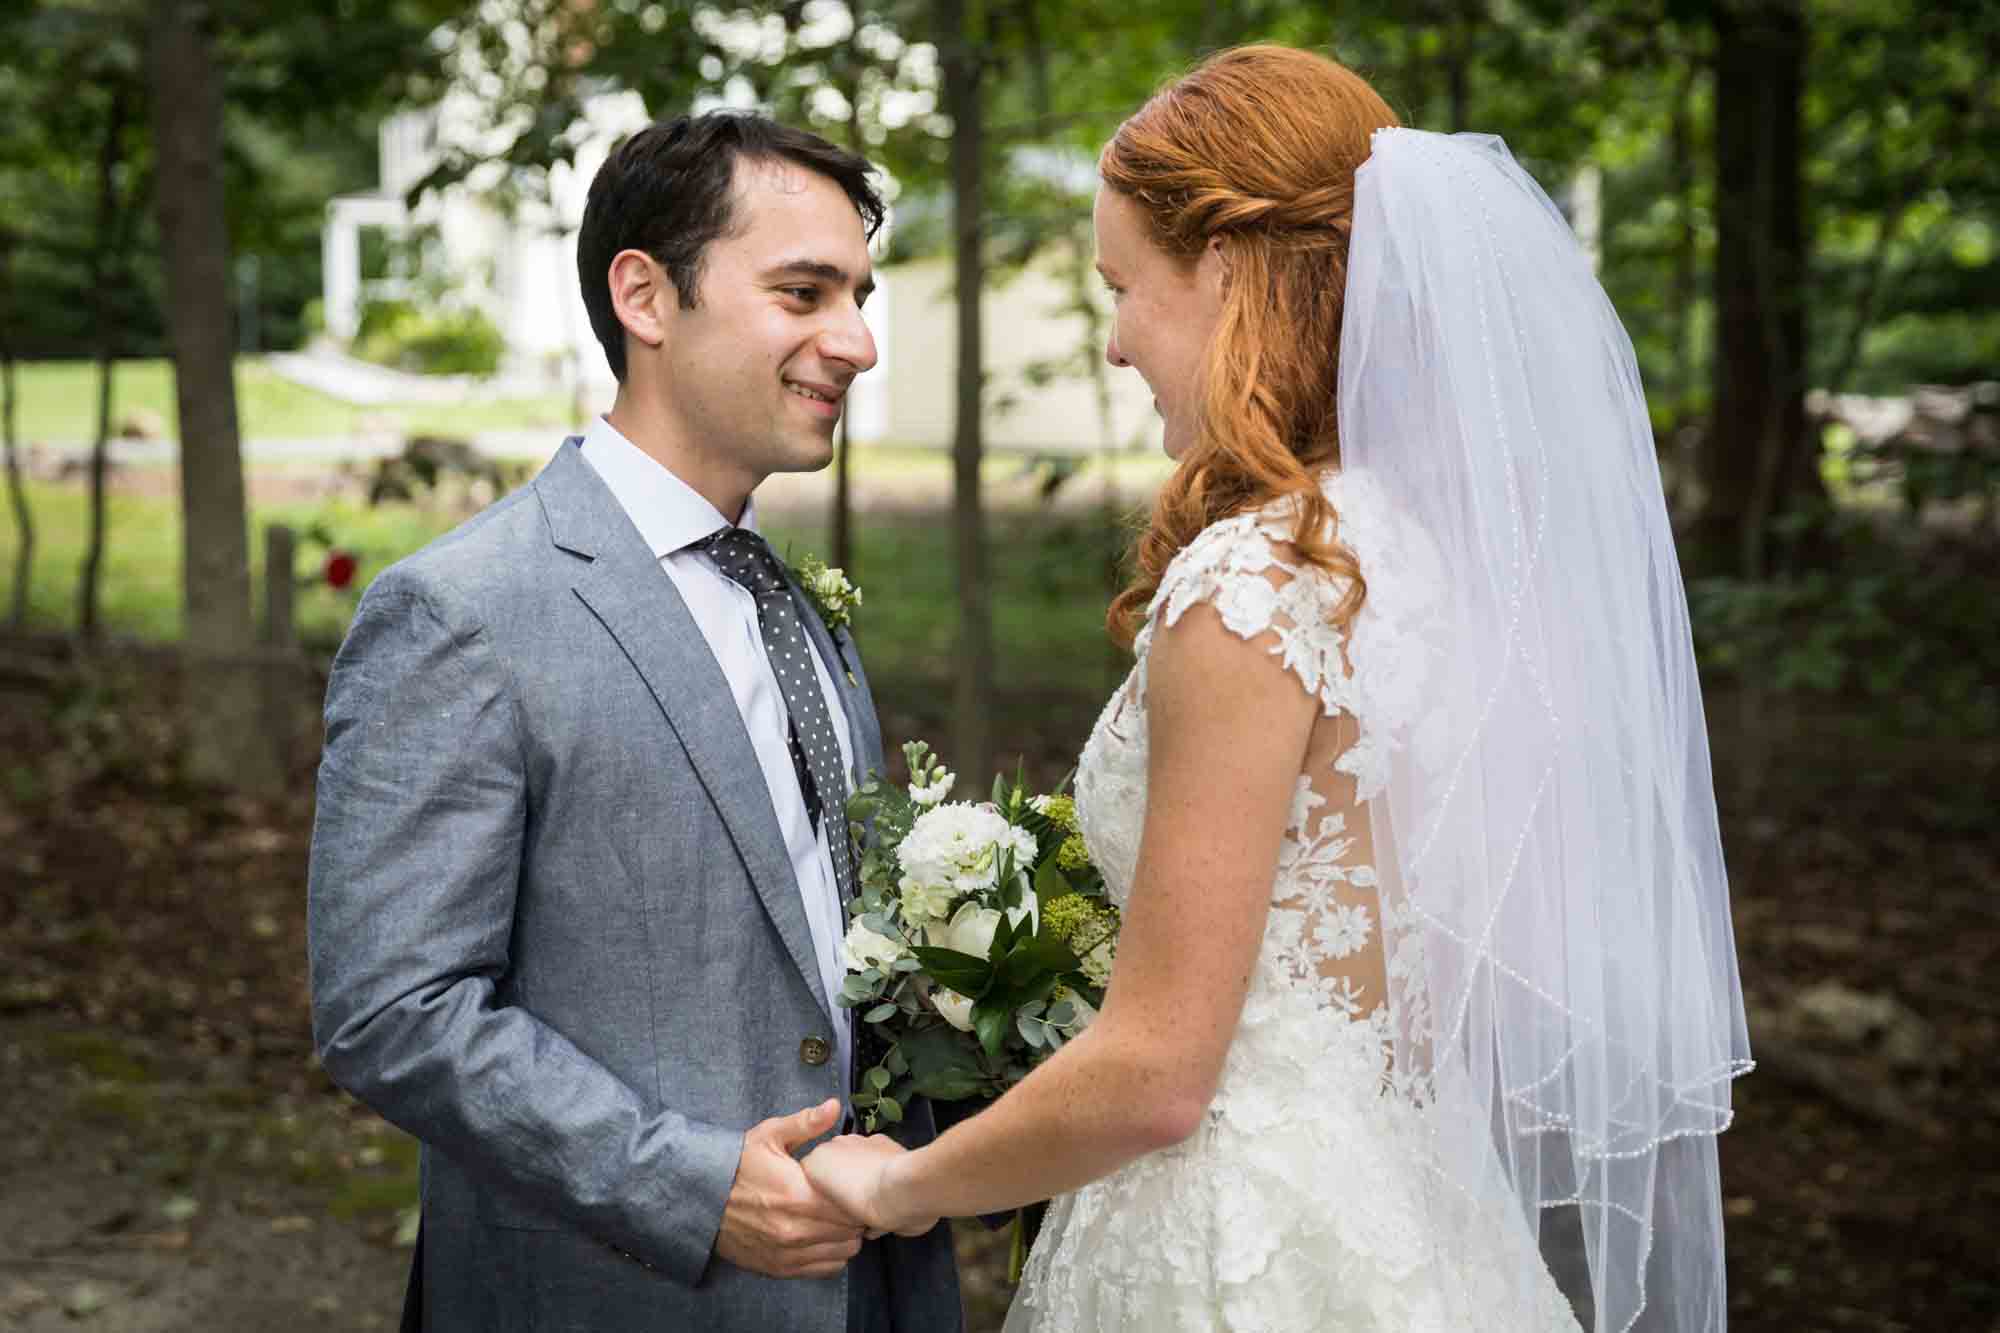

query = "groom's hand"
[{"left": 715, "top": 1098, "right": 867, "bottom": 1280}]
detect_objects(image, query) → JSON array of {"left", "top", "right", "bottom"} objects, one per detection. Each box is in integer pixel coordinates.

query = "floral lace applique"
[{"left": 1017, "top": 473, "right": 1575, "bottom": 1333}]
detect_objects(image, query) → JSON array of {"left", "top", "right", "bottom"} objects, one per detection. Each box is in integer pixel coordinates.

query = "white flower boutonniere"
[
  {"left": 787, "top": 552, "right": 862, "bottom": 683},
  {"left": 791, "top": 553, "right": 862, "bottom": 635}
]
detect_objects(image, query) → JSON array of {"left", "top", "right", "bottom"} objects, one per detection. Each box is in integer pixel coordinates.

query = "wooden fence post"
[{"left": 263, "top": 522, "right": 294, "bottom": 647}]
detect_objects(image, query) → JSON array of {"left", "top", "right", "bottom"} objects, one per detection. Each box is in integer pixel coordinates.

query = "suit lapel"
[{"left": 535, "top": 442, "right": 831, "bottom": 1022}]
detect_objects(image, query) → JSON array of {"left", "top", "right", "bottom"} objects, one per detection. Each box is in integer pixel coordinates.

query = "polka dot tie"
[{"left": 694, "top": 526, "right": 856, "bottom": 903}]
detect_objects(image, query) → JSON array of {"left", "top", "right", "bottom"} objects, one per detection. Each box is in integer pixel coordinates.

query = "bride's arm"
[{"left": 809, "top": 598, "right": 1319, "bottom": 1232}]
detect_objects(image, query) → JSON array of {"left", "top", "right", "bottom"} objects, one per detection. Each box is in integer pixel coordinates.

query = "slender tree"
[
  {"left": 148, "top": 0, "right": 275, "bottom": 786},
  {"left": 0, "top": 227, "right": 27, "bottom": 630},
  {"left": 1704, "top": 0, "right": 1811, "bottom": 577},
  {"left": 78, "top": 79, "right": 134, "bottom": 640},
  {"left": 940, "top": 0, "right": 993, "bottom": 782}
]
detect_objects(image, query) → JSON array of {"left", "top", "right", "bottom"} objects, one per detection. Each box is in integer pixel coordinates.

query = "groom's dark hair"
[{"left": 578, "top": 112, "right": 885, "bottom": 381}]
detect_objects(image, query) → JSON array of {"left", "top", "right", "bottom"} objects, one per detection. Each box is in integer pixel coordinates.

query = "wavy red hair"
[{"left": 1101, "top": 45, "right": 1398, "bottom": 647}]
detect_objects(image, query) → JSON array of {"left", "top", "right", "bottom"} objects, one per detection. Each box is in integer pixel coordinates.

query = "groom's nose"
[{"left": 821, "top": 306, "right": 878, "bottom": 374}]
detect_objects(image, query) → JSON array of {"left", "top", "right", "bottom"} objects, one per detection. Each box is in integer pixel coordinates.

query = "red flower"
[{"left": 325, "top": 550, "right": 358, "bottom": 590}]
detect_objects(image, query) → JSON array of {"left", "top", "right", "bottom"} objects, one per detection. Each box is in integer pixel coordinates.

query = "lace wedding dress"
[{"left": 1005, "top": 471, "right": 1583, "bottom": 1333}]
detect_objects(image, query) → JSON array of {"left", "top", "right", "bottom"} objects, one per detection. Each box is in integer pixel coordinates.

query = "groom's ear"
[{"left": 607, "top": 249, "right": 673, "bottom": 359}]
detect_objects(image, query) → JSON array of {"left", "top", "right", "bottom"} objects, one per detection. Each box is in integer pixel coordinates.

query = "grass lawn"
[
  {"left": 11, "top": 358, "right": 582, "bottom": 444},
  {"left": 1, "top": 476, "right": 1136, "bottom": 696}
]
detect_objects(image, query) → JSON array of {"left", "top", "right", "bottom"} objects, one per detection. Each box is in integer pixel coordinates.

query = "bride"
[{"left": 805, "top": 44, "right": 1751, "bottom": 1333}]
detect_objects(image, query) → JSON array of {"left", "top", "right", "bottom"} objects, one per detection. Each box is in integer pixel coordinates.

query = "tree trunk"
[
  {"left": 1669, "top": 61, "right": 1698, "bottom": 427},
  {"left": 941, "top": 0, "right": 992, "bottom": 784},
  {"left": 830, "top": 40, "right": 864, "bottom": 576},
  {"left": 1701, "top": 0, "right": 1813, "bottom": 577},
  {"left": 149, "top": 0, "right": 278, "bottom": 789},
  {"left": 1664, "top": 59, "right": 1700, "bottom": 511},
  {"left": 1, "top": 235, "right": 31, "bottom": 631},
  {"left": 78, "top": 84, "right": 131, "bottom": 640}
]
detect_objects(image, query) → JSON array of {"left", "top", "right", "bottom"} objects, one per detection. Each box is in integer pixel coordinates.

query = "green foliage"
[
  {"left": 352, "top": 299, "right": 506, "bottom": 377},
  {"left": 1687, "top": 529, "right": 2000, "bottom": 736},
  {"left": 6, "top": 356, "right": 576, "bottom": 444}
]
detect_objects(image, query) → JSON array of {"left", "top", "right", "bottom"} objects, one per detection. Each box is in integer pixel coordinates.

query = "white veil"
[{"left": 1341, "top": 129, "right": 1753, "bottom": 1333}]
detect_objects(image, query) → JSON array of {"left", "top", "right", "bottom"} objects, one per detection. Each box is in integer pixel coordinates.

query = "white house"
[{"left": 321, "top": 98, "right": 1162, "bottom": 453}]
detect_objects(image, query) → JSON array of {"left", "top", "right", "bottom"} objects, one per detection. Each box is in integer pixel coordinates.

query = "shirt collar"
[{"left": 576, "top": 415, "right": 759, "bottom": 558}]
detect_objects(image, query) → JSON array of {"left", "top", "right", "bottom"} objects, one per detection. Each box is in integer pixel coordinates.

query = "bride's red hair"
[{"left": 1101, "top": 45, "right": 1398, "bottom": 647}]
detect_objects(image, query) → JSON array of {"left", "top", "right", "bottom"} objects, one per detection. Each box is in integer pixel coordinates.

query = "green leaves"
[{"left": 910, "top": 945, "right": 993, "bottom": 1000}]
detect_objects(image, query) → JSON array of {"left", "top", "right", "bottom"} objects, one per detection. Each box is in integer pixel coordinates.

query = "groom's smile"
[{"left": 606, "top": 154, "right": 878, "bottom": 520}]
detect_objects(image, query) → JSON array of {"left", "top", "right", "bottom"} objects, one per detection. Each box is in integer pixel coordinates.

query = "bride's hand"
[{"left": 801, "top": 1134, "right": 937, "bottom": 1238}]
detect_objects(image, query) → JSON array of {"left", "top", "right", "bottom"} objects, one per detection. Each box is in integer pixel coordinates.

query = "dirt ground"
[{"left": 1, "top": 627, "right": 1995, "bottom": 1331}]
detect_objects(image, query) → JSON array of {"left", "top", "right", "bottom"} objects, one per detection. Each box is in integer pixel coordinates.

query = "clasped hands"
[{"left": 714, "top": 1098, "right": 938, "bottom": 1280}]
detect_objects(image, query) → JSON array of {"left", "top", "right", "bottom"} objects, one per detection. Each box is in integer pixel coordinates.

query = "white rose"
[
  {"left": 929, "top": 900, "right": 1004, "bottom": 960},
  {"left": 929, "top": 985, "right": 977, "bottom": 1032},
  {"left": 898, "top": 876, "right": 957, "bottom": 924},
  {"left": 841, "top": 918, "right": 907, "bottom": 972}
]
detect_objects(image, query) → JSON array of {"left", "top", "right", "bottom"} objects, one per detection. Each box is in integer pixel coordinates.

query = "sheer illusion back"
[{"left": 1005, "top": 471, "right": 1580, "bottom": 1333}]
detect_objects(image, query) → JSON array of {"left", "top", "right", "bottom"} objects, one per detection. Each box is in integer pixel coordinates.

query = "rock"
[
  {"left": 1785, "top": 980, "right": 1940, "bottom": 1072},
  {"left": 116, "top": 407, "right": 168, "bottom": 440},
  {"left": 63, "top": 1280, "right": 112, "bottom": 1316}
]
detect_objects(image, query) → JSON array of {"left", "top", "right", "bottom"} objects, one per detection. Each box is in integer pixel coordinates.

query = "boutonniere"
[{"left": 788, "top": 552, "right": 862, "bottom": 684}]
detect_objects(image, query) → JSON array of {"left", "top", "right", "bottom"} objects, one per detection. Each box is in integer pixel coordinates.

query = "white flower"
[
  {"left": 812, "top": 567, "right": 852, "bottom": 603},
  {"left": 928, "top": 900, "right": 1003, "bottom": 960},
  {"left": 898, "top": 802, "right": 1036, "bottom": 898},
  {"left": 909, "top": 768, "right": 955, "bottom": 806},
  {"left": 928, "top": 985, "right": 977, "bottom": 1032},
  {"left": 927, "top": 893, "right": 1038, "bottom": 962},
  {"left": 1078, "top": 937, "right": 1115, "bottom": 987},
  {"left": 1312, "top": 903, "right": 1374, "bottom": 960},
  {"left": 842, "top": 918, "right": 908, "bottom": 972},
  {"left": 898, "top": 876, "right": 958, "bottom": 925}
]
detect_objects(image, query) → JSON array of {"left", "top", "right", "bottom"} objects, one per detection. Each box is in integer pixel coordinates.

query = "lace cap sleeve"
[
  {"left": 1131, "top": 474, "right": 1443, "bottom": 802},
  {"left": 1135, "top": 506, "right": 1355, "bottom": 718}
]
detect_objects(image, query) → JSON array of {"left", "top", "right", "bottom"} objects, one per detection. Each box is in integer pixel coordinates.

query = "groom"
[{"left": 307, "top": 113, "right": 961, "bottom": 1331}]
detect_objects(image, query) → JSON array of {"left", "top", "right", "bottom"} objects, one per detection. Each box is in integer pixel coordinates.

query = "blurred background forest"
[{"left": 1, "top": 0, "right": 1995, "bottom": 1329}]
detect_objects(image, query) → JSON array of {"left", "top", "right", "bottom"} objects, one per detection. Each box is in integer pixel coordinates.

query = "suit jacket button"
[{"left": 799, "top": 1036, "right": 831, "bottom": 1067}]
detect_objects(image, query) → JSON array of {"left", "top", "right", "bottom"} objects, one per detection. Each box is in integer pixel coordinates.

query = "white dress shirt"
[{"left": 577, "top": 416, "right": 855, "bottom": 1084}]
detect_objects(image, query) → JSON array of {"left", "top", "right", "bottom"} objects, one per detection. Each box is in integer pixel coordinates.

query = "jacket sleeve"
[{"left": 306, "top": 567, "right": 742, "bottom": 1284}]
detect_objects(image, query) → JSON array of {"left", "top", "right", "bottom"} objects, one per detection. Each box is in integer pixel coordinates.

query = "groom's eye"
[{"left": 781, "top": 286, "right": 819, "bottom": 304}]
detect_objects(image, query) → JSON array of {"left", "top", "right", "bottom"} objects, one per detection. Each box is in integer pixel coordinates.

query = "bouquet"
[{"left": 839, "top": 741, "right": 1120, "bottom": 1133}]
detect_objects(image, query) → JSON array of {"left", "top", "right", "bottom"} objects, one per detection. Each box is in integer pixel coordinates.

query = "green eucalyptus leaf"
[
  {"left": 972, "top": 1000, "right": 1013, "bottom": 1059},
  {"left": 864, "top": 1002, "right": 899, "bottom": 1023},
  {"left": 1016, "top": 1014, "right": 1046, "bottom": 1048},
  {"left": 866, "top": 1066, "right": 892, "bottom": 1091},
  {"left": 876, "top": 1095, "right": 904, "bottom": 1124}
]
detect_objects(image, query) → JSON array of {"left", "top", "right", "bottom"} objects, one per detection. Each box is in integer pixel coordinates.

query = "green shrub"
[
  {"left": 352, "top": 299, "right": 505, "bottom": 376},
  {"left": 1686, "top": 529, "right": 2000, "bottom": 737}
]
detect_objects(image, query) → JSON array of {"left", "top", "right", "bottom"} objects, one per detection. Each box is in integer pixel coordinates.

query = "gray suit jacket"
[{"left": 307, "top": 440, "right": 961, "bottom": 1332}]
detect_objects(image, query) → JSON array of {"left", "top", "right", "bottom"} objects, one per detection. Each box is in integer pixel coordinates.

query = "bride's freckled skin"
[{"left": 1090, "top": 188, "right": 1227, "bottom": 461}]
